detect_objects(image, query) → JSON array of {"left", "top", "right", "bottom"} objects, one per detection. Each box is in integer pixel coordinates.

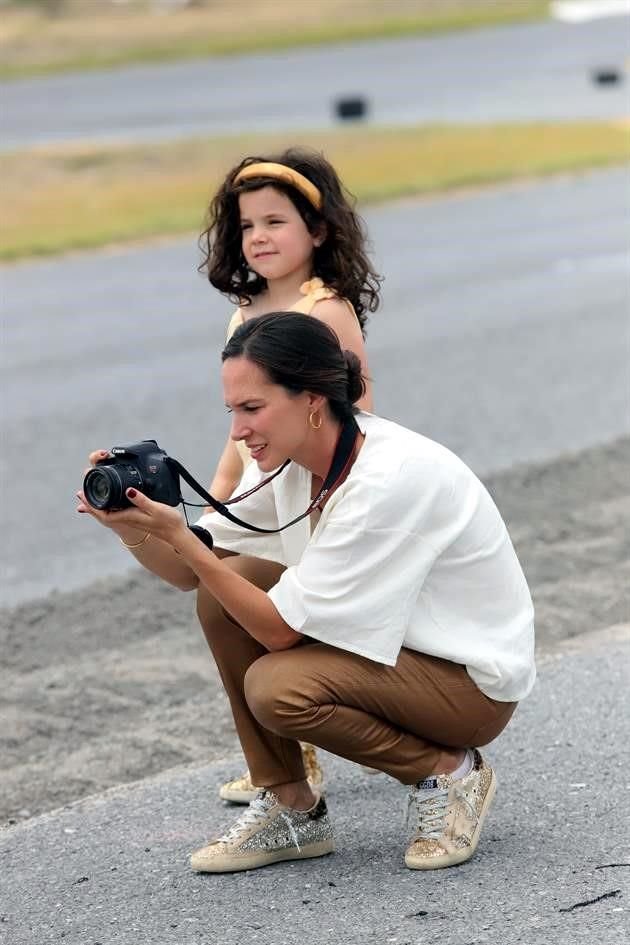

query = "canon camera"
[{"left": 83, "top": 440, "right": 180, "bottom": 511}]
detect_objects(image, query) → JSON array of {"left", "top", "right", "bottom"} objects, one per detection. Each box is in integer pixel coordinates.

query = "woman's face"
[
  {"left": 238, "top": 186, "right": 321, "bottom": 285},
  {"left": 223, "top": 356, "right": 315, "bottom": 471}
]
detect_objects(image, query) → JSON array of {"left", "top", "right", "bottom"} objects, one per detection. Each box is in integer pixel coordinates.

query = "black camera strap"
[{"left": 166, "top": 415, "right": 361, "bottom": 535}]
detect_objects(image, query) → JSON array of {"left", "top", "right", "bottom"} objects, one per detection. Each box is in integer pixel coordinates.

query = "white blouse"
[{"left": 196, "top": 413, "right": 535, "bottom": 702}]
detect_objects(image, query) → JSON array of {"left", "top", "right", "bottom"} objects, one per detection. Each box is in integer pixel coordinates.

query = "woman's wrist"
[
  {"left": 120, "top": 531, "right": 151, "bottom": 549},
  {"left": 112, "top": 513, "right": 189, "bottom": 555},
  {"left": 114, "top": 524, "right": 149, "bottom": 544},
  {"left": 172, "top": 523, "right": 215, "bottom": 563}
]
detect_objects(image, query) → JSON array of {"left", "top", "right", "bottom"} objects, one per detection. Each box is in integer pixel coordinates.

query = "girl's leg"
[
  {"left": 196, "top": 555, "right": 306, "bottom": 788},
  {"left": 244, "top": 642, "right": 516, "bottom": 784}
]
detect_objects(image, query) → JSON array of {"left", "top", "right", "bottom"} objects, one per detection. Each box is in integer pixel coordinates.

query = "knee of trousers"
[{"left": 244, "top": 654, "right": 313, "bottom": 736}]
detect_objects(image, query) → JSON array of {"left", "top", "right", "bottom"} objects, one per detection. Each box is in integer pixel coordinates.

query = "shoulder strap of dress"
[
  {"left": 297, "top": 284, "right": 335, "bottom": 315},
  {"left": 301, "top": 287, "right": 361, "bottom": 327},
  {"left": 296, "top": 278, "right": 361, "bottom": 325}
]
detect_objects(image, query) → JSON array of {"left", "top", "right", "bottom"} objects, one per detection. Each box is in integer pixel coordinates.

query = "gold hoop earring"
[{"left": 308, "top": 410, "right": 322, "bottom": 430}]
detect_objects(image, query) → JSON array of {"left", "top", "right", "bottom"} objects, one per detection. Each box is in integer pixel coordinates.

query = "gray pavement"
[
  {"left": 2, "top": 624, "right": 629, "bottom": 945},
  {"left": 1, "top": 15, "right": 628, "bottom": 151}
]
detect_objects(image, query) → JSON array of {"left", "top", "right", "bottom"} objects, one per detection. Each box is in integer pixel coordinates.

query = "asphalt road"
[
  {"left": 1, "top": 15, "right": 628, "bottom": 151},
  {"left": 2, "top": 624, "right": 628, "bottom": 945},
  {"left": 1, "top": 165, "right": 628, "bottom": 607}
]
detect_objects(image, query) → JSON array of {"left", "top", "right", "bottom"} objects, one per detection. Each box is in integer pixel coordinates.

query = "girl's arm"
[
  {"left": 209, "top": 437, "right": 245, "bottom": 503},
  {"left": 310, "top": 297, "right": 373, "bottom": 411},
  {"left": 207, "top": 309, "right": 248, "bottom": 505}
]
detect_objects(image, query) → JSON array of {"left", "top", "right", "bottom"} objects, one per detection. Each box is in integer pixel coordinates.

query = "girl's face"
[
  {"left": 238, "top": 186, "right": 322, "bottom": 286},
  {"left": 223, "top": 355, "right": 319, "bottom": 472}
]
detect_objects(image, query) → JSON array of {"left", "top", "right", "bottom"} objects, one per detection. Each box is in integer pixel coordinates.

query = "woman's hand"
[
  {"left": 76, "top": 451, "right": 199, "bottom": 592},
  {"left": 76, "top": 449, "right": 187, "bottom": 550},
  {"left": 77, "top": 486, "right": 187, "bottom": 548}
]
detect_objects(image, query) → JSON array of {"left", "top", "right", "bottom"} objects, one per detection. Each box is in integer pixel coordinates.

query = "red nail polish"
[{"left": 127, "top": 488, "right": 137, "bottom": 498}]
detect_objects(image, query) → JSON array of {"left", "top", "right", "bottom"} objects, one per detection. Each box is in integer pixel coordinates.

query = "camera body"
[{"left": 83, "top": 439, "right": 180, "bottom": 511}]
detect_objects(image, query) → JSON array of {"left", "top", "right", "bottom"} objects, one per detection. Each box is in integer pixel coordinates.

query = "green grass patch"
[
  {"left": 2, "top": 122, "right": 628, "bottom": 261},
  {"left": 0, "top": 1, "right": 550, "bottom": 80}
]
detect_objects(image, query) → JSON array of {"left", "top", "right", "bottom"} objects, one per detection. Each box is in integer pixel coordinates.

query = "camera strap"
[{"left": 165, "top": 415, "right": 360, "bottom": 534}]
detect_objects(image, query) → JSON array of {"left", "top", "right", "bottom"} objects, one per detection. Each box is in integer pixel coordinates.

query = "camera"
[{"left": 83, "top": 440, "right": 180, "bottom": 511}]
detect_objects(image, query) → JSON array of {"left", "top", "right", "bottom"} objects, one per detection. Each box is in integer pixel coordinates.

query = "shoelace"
[
  {"left": 406, "top": 786, "right": 449, "bottom": 840},
  {"left": 218, "top": 793, "right": 302, "bottom": 851},
  {"left": 407, "top": 783, "right": 480, "bottom": 841}
]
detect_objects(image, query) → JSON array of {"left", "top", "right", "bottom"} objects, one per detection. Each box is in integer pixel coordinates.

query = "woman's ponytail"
[{"left": 343, "top": 350, "right": 367, "bottom": 407}]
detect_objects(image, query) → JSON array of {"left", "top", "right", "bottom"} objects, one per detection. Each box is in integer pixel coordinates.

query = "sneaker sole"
[
  {"left": 191, "top": 837, "right": 334, "bottom": 873},
  {"left": 219, "top": 779, "right": 325, "bottom": 806},
  {"left": 218, "top": 785, "right": 259, "bottom": 804},
  {"left": 405, "top": 769, "right": 497, "bottom": 871}
]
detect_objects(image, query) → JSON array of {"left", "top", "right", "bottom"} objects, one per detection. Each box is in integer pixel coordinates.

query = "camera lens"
[
  {"left": 83, "top": 466, "right": 126, "bottom": 510},
  {"left": 90, "top": 473, "right": 111, "bottom": 504}
]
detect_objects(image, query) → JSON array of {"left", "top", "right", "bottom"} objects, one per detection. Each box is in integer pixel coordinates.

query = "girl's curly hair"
[{"left": 198, "top": 147, "right": 382, "bottom": 337}]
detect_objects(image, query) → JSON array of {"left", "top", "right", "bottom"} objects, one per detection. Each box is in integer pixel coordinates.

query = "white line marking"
[{"left": 551, "top": 0, "right": 630, "bottom": 22}]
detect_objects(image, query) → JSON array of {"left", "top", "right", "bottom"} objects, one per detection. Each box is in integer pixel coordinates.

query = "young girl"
[{"left": 198, "top": 147, "right": 382, "bottom": 803}]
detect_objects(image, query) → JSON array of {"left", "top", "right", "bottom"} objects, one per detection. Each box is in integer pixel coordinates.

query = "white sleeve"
[
  {"left": 268, "top": 462, "right": 456, "bottom": 665},
  {"left": 195, "top": 461, "right": 285, "bottom": 563}
]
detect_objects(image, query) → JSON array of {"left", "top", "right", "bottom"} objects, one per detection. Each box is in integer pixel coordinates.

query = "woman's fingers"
[
  {"left": 75, "top": 488, "right": 143, "bottom": 527},
  {"left": 88, "top": 449, "right": 110, "bottom": 466},
  {"left": 124, "top": 488, "right": 170, "bottom": 527},
  {"left": 76, "top": 481, "right": 184, "bottom": 544},
  {"left": 75, "top": 492, "right": 111, "bottom": 525},
  {"left": 124, "top": 489, "right": 185, "bottom": 542}
]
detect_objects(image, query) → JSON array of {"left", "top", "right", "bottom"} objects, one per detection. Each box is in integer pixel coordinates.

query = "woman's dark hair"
[
  {"left": 199, "top": 146, "right": 381, "bottom": 336},
  {"left": 222, "top": 312, "right": 366, "bottom": 422}
]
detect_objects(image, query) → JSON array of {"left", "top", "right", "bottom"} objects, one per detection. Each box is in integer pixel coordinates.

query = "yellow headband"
[{"left": 233, "top": 162, "right": 322, "bottom": 211}]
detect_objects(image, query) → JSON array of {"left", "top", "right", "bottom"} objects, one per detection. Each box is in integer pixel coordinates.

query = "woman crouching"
[{"left": 77, "top": 312, "right": 535, "bottom": 874}]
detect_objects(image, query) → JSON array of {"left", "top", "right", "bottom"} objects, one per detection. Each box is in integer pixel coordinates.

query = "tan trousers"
[{"left": 197, "top": 555, "right": 517, "bottom": 787}]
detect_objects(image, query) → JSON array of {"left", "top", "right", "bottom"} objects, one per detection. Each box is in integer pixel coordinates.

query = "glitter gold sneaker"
[
  {"left": 190, "top": 790, "right": 334, "bottom": 873},
  {"left": 405, "top": 749, "right": 496, "bottom": 870},
  {"left": 219, "top": 743, "right": 324, "bottom": 804}
]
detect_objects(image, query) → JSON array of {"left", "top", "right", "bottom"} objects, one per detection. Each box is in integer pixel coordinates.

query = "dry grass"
[
  {"left": 2, "top": 122, "right": 628, "bottom": 260},
  {"left": 0, "top": 0, "right": 550, "bottom": 78}
]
